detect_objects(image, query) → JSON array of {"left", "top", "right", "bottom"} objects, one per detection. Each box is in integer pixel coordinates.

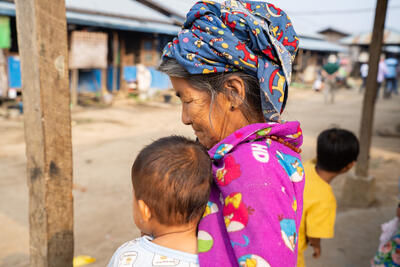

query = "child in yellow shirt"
[{"left": 297, "top": 128, "right": 359, "bottom": 267}]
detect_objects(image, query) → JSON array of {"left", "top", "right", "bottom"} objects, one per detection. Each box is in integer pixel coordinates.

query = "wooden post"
[
  {"left": 112, "top": 32, "right": 119, "bottom": 93},
  {"left": 71, "top": 69, "right": 78, "bottom": 107},
  {"left": 341, "top": 0, "right": 388, "bottom": 208},
  {"left": 15, "top": 0, "right": 74, "bottom": 266},
  {"left": 356, "top": 0, "right": 388, "bottom": 177},
  {"left": 0, "top": 49, "right": 8, "bottom": 98}
]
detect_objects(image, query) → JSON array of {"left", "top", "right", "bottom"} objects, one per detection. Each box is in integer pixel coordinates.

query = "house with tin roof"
[{"left": 0, "top": 0, "right": 179, "bottom": 100}]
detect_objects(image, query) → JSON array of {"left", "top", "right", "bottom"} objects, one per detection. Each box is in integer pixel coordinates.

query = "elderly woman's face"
[{"left": 171, "top": 77, "right": 244, "bottom": 149}]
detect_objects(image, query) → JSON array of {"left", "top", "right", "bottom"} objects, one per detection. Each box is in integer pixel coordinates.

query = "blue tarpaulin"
[
  {"left": 123, "top": 66, "right": 137, "bottom": 82},
  {"left": 149, "top": 68, "right": 171, "bottom": 90},
  {"left": 8, "top": 56, "right": 21, "bottom": 88},
  {"left": 123, "top": 66, "right": 171, "bottom": 90},
  {"left": 78, "top": 69, "right": 102, "bottom": 92},
  {"left": 4, "top": 58, "right": 170, "bottom": 93}
]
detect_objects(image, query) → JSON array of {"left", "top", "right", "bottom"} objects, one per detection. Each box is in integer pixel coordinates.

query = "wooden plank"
[
  {"left": 355, "top": 0, "right": 388, "bottom": 177},
  {"left": 119, "top": 36, "right": 127, "bottom": 94},
  {"left": 14, "top": 0, "right": 74, "bottom": 266},
  {"left": 112, "top": 31, "right": 119, "bottom": 93}
]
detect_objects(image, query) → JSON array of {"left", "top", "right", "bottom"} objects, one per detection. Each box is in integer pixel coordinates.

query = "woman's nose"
[{"left": 181, "top": 105, "right": 191, "bottom": 125}]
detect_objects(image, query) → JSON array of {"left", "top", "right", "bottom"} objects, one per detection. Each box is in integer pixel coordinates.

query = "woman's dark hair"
[
  {"left": 131, "top": 135, "right": 212, "bottom": 226},
  {"left": 317, "top": 128, "right": 360, "bottom": 172},
  {"left": 159, "top": 58, "right": 263, "bottom": 122}
]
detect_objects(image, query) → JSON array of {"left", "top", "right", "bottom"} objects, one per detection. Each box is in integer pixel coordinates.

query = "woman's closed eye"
[
  {"left": 179, "top": 96, "right": 194, "bottom": 104},
  {"left": 176, "top": 92, "right": 193, "bottom": 103},
  {"left": 182, "top": 99, "right": 193, "bottom": 104}
]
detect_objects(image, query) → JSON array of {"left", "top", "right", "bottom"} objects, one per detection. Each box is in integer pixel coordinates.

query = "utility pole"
[
  {"left": 356, "top": 0, "right": 388, "bottom": 176},
  {"left": 341, "top": 0, "right": 388, "bottom": 207},
  {"left": 15, "top": 0, "right": 74, "bottom": 266}
]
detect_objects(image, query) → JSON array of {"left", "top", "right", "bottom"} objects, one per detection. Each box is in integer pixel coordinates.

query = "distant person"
[
  {"left": 297, "top": 128, "right": 360, "bottom": 267},
  {"left": 322, "top": 55, "right": 340, "bottom": 104},
  {"left": 337, "top": 59, "right": 350, "bottom": 89},
  {"left": 371, "top": 204, "right": 400, "bottom": 266},
  {"left": 384, "top": 57, "right": 399, "bottom": 98},
  {"left": 108, "top": 136, "right": 212, "bottom": 267},
  {"left": 359, "top": 62, "right": 369, "bottom": 92},
  {"left": 313, "top": 68, "right": 323, "bottom": 92},
  {"left": 377, "top": 56, "right": 388, "bottom": 99}
]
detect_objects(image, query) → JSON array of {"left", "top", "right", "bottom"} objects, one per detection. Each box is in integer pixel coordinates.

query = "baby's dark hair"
[
  {"left": 131, "top": 136, "right": 212, "bottom": 226},
  {"left": 317, "top": 128, "right": 360, "bottom": 172}
]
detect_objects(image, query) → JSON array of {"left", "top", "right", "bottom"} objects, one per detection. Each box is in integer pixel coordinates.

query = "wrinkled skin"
[{"left": 170, "top": 76, "right": 261, "bottom": 149}]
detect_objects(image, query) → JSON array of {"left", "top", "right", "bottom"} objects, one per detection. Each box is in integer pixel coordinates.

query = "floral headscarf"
[{"left": 162, "top": 0, "right": 299, "bottom": 121}]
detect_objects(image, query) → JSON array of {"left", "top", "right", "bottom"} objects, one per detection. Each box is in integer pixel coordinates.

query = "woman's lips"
[{"left": 192, "top": 127, "right": 201, "bottom": 134}]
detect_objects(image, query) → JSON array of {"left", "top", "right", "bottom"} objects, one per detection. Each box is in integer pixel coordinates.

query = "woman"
[{"left": 159, "top": 1, "right": 304, "bottom": 266}]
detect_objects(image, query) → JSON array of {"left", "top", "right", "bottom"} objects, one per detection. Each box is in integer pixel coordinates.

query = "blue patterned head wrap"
[{"left": 162, "top": 0, "right": 299, "bottom": 121}]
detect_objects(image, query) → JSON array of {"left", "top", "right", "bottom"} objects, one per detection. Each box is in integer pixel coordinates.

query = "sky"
[{"left": 270, "top": 0, "right": 400, "bottom": 35}]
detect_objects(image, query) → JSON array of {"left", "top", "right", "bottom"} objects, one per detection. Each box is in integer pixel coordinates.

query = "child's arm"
[
  {"left": 308, "top": 237, "right": 321, "bottom": 258},
  {"left": 304, "top": 194, "right": 336, "bottom": 260}
]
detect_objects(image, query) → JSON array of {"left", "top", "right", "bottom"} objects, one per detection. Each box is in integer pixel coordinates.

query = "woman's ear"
[
  {"left": 138, "top": 199, "right": 152, "bottom": 222},
  {"left": 224, "top": 75, "right": 246, "bottom": 109}
]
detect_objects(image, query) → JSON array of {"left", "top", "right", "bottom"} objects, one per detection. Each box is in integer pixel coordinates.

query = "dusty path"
[{"left": 0, "top": 88, "right": 399, "bottom": 266}]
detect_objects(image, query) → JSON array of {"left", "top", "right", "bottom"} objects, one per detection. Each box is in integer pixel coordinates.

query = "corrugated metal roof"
[
  {"left": 318, "top": 27, "right": 350, "bottom": 37},
  {"left": 67, "top": 12, "right": 179, "bottom": 35},
  {"left": 341, "top": 29, "right": 400, "bottom": 46},
  {"left": 67, "top": 0, "right": 172, "bottom": 24},
  {"left": 0, "top": 0, "right": 180, "bottom": 35},
  {"left": 300, "top": 37, "right": 347, "bottom": 53},
  {"left": 0, "top": 2, "right": 15, "bottom": 16}
]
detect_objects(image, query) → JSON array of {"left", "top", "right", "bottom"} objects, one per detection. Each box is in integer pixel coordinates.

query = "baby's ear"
[{"left": 138, "top": 200, "right": 152, "bottom": 222}]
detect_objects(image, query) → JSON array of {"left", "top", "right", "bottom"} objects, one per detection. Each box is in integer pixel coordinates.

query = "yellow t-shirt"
[{"left": 297, "top": 160, "right": 337, "bottom": 267}]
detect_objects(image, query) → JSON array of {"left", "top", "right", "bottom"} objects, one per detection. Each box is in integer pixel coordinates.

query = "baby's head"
[
  {"left": 317, "top": 128, "right": 360, "bottom": 174},
  {"left": 131, "top": 136, "right": 212, "bottom": 235}
]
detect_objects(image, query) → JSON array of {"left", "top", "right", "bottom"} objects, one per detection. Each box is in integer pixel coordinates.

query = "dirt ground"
[{"left": 0, "top": 86, "right": 399, "bottom": 267}]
